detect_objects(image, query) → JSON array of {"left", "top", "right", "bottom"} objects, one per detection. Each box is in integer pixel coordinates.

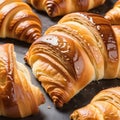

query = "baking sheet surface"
[{"left": 0, "top": 0, "right": 119, "bottom": 120}]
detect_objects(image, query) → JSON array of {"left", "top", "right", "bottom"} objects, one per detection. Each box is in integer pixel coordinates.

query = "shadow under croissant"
[
  {"left": 0, "top": 111, "right": 45, "bottom": 120},
  {"left": 47, "top": 78, "right": 120, "bottom": 113},
  {"left": 89, "top": 0, "right": 115, "bottom": 15},
  {"left": 28, "top": 74, "right": 120, "bottom": 115},
  {"left": 0, "top": 38, "right": 30, "bottom": 47}
]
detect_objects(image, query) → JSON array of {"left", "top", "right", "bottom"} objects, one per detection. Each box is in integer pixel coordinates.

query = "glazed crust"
[
  {"left": 105, "top": 0, "right": 120, "bottom": 25},
  {"left": 70, "top": 87, "right": 120, "bottom": 120},
  {"left": 25, "top": 12, "right": 120, "bottom": 107},
  {"left": 27, "top": 0, "right": 106, "bottom": 17},
  {"left": 0, "top": 0, "right": 42, "bottom": 43}
]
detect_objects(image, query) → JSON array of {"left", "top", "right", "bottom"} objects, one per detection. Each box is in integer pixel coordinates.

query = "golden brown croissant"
[
  {"left": 0, "top": 0, "right": 42, "bottom": 43},
  {"left": 104, "top": 0, "right": 120, "bottom": 25},
  {"left": 0, "top": 43, "right": 45, "bottom": 118},
  {"left": 70, "top": 87, "right": 120, "bottom": 120},
  {"left": 26, "top": 0, "right": 106, "bottom": 17},
  {"left": 24, "top": 12, "right": 120, "bottom": 107}
]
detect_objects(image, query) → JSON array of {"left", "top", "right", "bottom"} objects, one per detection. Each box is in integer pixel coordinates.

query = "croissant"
[
  {"left": 0, "top": 43, "right": 45, "bottom": 118},
  {"left": 24, "top": 12, "right": 120, "bottom": 108},
  {"left": 26, "top": 0, "right": 106, "bottom": 17},
  {"left": 0, "top": 0, "right": 42, "bottom": 43},
  {"left": 104, "top": 0, "right": 120, "bottom": 25},
  {"left": 70, "top": 87, "right": 120, "bottom": 120}
]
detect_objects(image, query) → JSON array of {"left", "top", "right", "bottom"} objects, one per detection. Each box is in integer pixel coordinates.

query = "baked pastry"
[
  {"left": 24, "top": 12, "right": 119, "bottom": 107},
  {"left": 0, "top": 43, "right": 45, "bottom": 118},
  {"left": 105, "top": 0, "right": 120, "bottom": 25},
  {"left": 70, "top": 87, "right": 120, "bottom": 120},
  {"left": 0, "top": 0, "right": 42, "bottom": 43},
  {"left": 26, "top": 0, "right": 106, "bottom": 17}
]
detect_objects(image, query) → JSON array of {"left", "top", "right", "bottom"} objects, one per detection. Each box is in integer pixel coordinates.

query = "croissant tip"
[
  {"left": 46, "top": 7, "right": 55, "bottom": 17},
  {"left": 52, "top": 96, "right": 64, "bottom": 108},
  {"left": 45, "top": 1, "right": 58, "bottom": 17},
  {"left": 41, "top": 94, "right": 46, "bottom": 104},
  {"left": 70, "top": 111, "right": 79, "bottom": 120}
]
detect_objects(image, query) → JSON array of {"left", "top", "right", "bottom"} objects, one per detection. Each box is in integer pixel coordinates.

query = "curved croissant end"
[
  {"left": 27, "top": 0, "right": 106, "bottom": 17},
  {"left": 70, "top": 87, "right": 120, "bottom": 120},
  {"left": 0, "top": 0, "right": 42, "bottom": 43},
  {"left": 45, "top": 0, "right": 60, "bottom": 17},
  {"left": 25, "top": 12, "right": 119, "bottom": 107},
  {"left": 0, "top": 44, "right": 45, "bottom": 118},
  {"left": 105, "top": 0, "right": 120, "bottom": 25}
]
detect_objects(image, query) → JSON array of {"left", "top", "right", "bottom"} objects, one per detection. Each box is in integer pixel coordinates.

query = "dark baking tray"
[{"left": 0, "top": 0, "right": 119, "bottom": 120}]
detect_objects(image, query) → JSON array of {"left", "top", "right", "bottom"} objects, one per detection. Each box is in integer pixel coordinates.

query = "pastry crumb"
[{"left": 48, "top": 105, "right": 51, "bottom": 109}]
